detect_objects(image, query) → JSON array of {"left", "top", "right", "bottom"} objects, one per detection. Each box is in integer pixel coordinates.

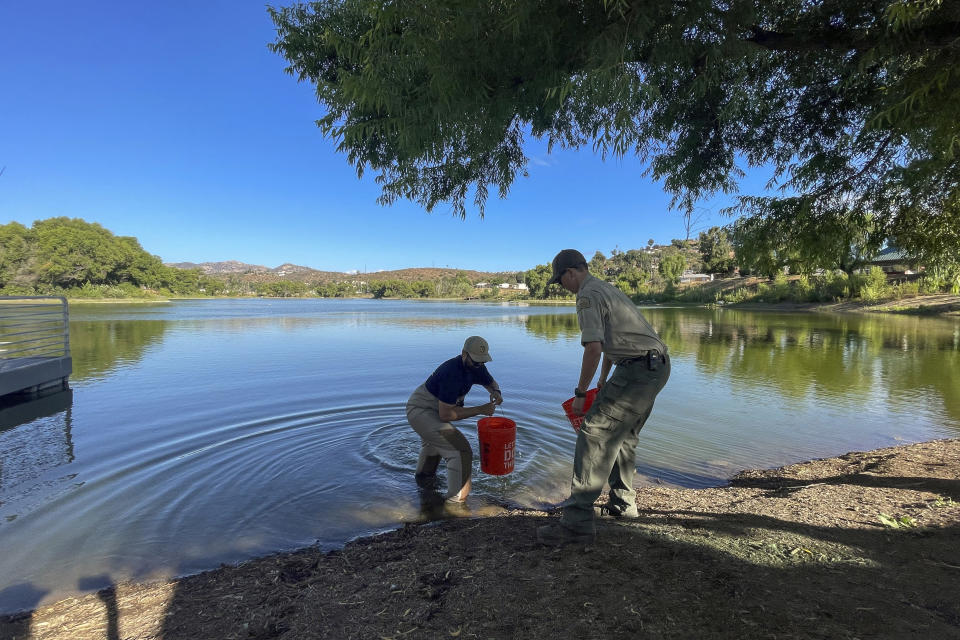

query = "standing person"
[
  {"left": 537, "top": 249, "right": 671, "bottom": 546},
  {"left": 406, "top": 336, "right": 504, "bottom": 504}
]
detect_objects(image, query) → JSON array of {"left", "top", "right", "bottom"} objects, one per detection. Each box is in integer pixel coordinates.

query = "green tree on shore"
[
  {"left": 730, "top": 201, "right": 884, "bottom": 277},
  {"left": 523, "top": 264, "right": 555, "bottom": 299},
  {"left": 658, "top": 250, "right": 686, "bottom": 284},
  {"left": 0, "top": 217, "right": 213, "bottom": 296},
  {"left": 0, "top": 221, "right": 33, "bottom": 290},
  {"left": 588, "top": 251, "right": 608, "bottom": 279},
  {"left": 698, "top": 227, "right": 735, "bottom": 274}
]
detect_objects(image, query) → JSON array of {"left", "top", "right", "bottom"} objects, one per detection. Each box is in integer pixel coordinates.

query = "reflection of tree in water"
[
  {"left": 69, "top": 320, "right": 169, "bottom": 381},
  {"left": 523, "top": 313, "right": 579, "bottom": 341},
  {"left": 646, "top": 309, "right": 960, "bottom": 426},
  {"left": 881, "top": 343, "right": 960, "bottom": 425}
]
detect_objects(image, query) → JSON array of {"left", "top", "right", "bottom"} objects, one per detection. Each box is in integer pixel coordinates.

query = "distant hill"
[
  {"left": 164, "top": 261, "right": 518, "bottom": 284},
  {"left": 366, "top": 267, "right": 511, "bottom": 283},
  {"left": 166, "top": 260, "right": 343, "bottom": 279},
  {"left": 164, "top": 260, "right": 271, "bottom": 276},
  {"left": 167, "top": 260, "right": 271, "bottom": 274}
]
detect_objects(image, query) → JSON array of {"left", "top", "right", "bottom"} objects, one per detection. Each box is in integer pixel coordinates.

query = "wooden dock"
[{"left": 0, "top": 297, "right": 72, "bottom": 399}]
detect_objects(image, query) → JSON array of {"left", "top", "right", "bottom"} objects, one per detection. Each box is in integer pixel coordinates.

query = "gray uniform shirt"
[{"left": 576, "top": 274, "right": 666, "bottom": 363}]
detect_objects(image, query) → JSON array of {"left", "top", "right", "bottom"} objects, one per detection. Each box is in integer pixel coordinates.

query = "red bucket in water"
[
  {"left": 478, "top": 417, "right": 516, "bottom": 475},
  {"left": 562, "top": 388, "right": 599, "bottom": 432}
]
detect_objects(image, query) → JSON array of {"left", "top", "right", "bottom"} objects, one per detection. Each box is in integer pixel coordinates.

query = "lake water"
[{"left": 1, "top": 299, "right": 958, "bottom": 613}]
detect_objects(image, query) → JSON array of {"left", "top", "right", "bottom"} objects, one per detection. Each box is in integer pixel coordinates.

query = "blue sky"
[{"left": 1, "top": 1, "right": 767, "bottom": 274}]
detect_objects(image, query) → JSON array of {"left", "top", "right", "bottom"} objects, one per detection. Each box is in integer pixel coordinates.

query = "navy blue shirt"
[{"left": 424, "top": 355, "right": 493, "bottom": 405}]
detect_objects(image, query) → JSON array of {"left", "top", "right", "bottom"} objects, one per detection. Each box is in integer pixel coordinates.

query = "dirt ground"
[
  {"left": 735, "top": 294, "right": 960, "bottom": 316},
  {"left": 715, "top": 285, "right": 960, "bottom": 317},
  {"left": 819, "top": 293, "right": 960, "bottom": 315},
  {"left": 2, "top": 438, "right": 958, "bottom": 640}
]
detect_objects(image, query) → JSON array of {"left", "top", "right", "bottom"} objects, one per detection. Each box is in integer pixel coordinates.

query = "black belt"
[{"left": 618, "top": 350, "right": 666, "bottom": 366}]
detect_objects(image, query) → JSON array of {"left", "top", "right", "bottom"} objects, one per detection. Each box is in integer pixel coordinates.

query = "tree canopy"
[
  {"left": 698, "top": 226, "right": 735, "bottom": 274},
  {"left": 270, "top": 0, "right": 960, "bottom": 265},
  {"left": 0, "top": 217, "right": 220, "bottom": 296}
]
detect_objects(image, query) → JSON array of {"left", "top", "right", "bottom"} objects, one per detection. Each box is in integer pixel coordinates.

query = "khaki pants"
[
  {"left": 561, "top": 355, "right": 671, "bottom": 534},
  {"left": 406, "top": 385, "right": 472, "bottom": 500}
]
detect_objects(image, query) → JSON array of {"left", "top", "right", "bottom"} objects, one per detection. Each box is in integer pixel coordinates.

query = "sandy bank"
[{"left": 2, "top": 439, "right": 958, "bottom": 639}]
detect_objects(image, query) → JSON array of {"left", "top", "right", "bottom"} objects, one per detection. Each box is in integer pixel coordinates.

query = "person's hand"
[
  {"left": 490, "top": 389, "right": 503, "bottom": 405},
  {"left": 572, "top": 396, "right": 586, "bottom": 415},
  {"left": 480, "top": 401, "right": 497, "bottom": 416}
]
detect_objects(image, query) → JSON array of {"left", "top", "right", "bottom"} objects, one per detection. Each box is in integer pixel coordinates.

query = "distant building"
[
  {"left": 680, "top": 271, "right": 713, "bottom": 284},
  {"left": 868, "top": 247, "right": 922, "bottom": 275},
  {"left": 474, "top": 282, "right": 528, "bottom": 291}
]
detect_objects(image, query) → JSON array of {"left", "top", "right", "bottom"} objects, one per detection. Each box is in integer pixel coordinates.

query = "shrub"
[
  {"left": 792, "top": 275, "right": 815, "bottom": 302},
  {"left": 0, "top": 285, "right": 38, "bottom": 296},
  {"left": 58, "top": 282, "right": 155, "bottom": 299},
  {"left": 755, "top": 282, "right": 771, "bottom": 301},
  {"left": 722, "top": 287, "right": 757, "bottom": 304},
  {"left": 814, "top": 271, "right": 850, "bottom": 301},
  {"left": 660, "top": 282, "right": 678, "bottom": 301},
  {"left": 919, "top": 274, "right": 944, "bottom": 294},
  {"left": 858, "top": 267, "right": 890, "bottom": 302},
  {"left": 770, "top": 273, "right": 791, "bottom": 301},
  {"left": 675, "top": 285, "right": 712, "bottom": 303},
  {"left": 891, "top": 280, "right": 920, "bottom": 299},
  {"left": 927, "top": 265, "right": 960, "bottom": 295}
]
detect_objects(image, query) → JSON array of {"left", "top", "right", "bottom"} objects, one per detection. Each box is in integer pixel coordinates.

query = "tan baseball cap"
[
  {"left": 547, "top": 249, "right": 587, "bottom": 285},
  {"left": 462, "top": 336, "right": 492, "bottom": 362}
]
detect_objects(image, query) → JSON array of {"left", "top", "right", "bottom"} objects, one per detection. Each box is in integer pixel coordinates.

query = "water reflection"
[
  {"left": 0, "top": 390, "right": 74, "bottom": 492},
  {"left": 522, "top": 307, "right": 960, "bottom": 425},
  {"left": 66, "top": 310, "right": 543, "bottom": 383},
  {"left": 69, "top": 321, "right": 169, "bottom": 382},
  {"left": 644, "top": 309, "right": 960, "bottom": 426},
  {"left": 523, "top": 313, "right": 580, "bottom": 341}
]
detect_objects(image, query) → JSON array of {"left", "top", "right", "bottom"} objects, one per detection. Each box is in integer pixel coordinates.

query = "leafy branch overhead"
[{"left": 269, "top": 0, "right": 960, "bottom": 264}]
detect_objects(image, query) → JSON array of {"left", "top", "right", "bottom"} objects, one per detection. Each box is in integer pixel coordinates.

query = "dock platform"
[{"left": 0, "top": 297, "right": 72, "bottom": 398}]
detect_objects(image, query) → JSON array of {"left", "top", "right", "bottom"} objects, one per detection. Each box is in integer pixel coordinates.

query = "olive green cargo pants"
[{"left": 561, "top": 354, "right": 671, "bottom": 535}]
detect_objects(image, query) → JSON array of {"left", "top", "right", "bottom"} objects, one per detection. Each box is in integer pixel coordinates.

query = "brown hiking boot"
[{"left": 536, "top": 523, "right": 595, "bottom": 547}]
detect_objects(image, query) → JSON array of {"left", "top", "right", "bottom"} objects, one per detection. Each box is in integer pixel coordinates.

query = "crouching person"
[{"left": 406, "top": 336, "right": 503, "bottom": 503}]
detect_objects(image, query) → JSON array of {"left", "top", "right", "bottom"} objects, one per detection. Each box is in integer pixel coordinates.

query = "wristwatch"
[{"left": 574, "top": 388, "right": 587, "bottom": 398}]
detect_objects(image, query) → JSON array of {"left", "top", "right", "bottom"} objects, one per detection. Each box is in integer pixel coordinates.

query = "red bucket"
[
  {"left": 561, "top": 388, "right": 599, "bottom": 432},
  {"left": 477, "top": 417, "right": 516, "bottom": 475}
]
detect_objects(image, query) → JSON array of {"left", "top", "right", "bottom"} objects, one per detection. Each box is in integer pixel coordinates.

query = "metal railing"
[{"left": 0, "top": 296, "right": 70, "bottom": 374}]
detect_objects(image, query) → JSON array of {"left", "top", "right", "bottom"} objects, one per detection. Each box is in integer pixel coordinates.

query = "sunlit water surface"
[{"left": 1, "top": 299, "right": 958, "bottom": 612}]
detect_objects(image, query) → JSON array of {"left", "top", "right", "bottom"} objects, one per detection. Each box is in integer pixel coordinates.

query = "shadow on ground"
[{"left": 2, "top": 439, "right": 959, "bottom": 639}]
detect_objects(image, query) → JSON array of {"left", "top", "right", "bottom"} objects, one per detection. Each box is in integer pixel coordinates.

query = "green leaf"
[{"left": 878, "top": 513, "right": 900, "bottom": 528}]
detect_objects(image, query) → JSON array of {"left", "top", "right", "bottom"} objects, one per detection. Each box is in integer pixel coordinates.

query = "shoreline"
[
  {"left": 58, "top": 294, "right": 960, "bottom": 316},
  {"left": 722, "top": 293, "right": 960, "bottom": 316},
  {"left": 3, "top": 437, "right": 958, "bottom": 639}
]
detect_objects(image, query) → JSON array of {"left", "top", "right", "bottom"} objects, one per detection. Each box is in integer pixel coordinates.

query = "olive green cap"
[
  {"left": 462, "top": 336, "right": 492, "bottom": 362},
  {"left": 547, "top": 249, "right": 587, "bottom": 285}
]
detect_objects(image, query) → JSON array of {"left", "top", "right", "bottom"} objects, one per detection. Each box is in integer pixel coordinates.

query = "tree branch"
[
  {"left": 814, "top": 133, "right": 894, "bottom": 197},
  {"left": 746, "top": 22, "right": 960, "bottom": 54}
]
